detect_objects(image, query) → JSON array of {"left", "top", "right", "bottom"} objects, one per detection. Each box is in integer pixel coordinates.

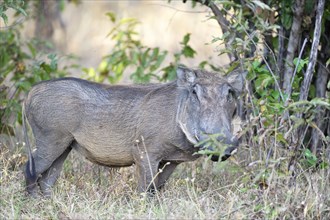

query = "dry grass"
[{"left": 1, "top": 137, "right": 329, "bottom": 220}]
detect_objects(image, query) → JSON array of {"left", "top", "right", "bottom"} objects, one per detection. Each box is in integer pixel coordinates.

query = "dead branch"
[
  {"left": 299, "top": 0, "right": 325, "bottom": 101},
  {"left": 282, "top": 0, "right": 305, "bottom": 94},
  {"left": 194, "top": 0, "right": 238, "bottom": 62},
  {"left": 289, "top": 0, "right": 326, "bottom": 175}
]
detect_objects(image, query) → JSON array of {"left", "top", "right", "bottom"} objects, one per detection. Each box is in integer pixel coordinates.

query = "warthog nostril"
[{"left": 210, "top": 155, "right": 219, "bottom": 161}]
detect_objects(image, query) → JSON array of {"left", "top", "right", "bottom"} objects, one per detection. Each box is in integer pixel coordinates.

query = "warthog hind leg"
[
  {"left": 25, "top": 129, "right": 73, "bottom": 196},
  {"left": 39, "top": 146, "right": 72, "bottom": 197},
  {"left": 25, "top": 154, "right": 38, "bottom": 197}
]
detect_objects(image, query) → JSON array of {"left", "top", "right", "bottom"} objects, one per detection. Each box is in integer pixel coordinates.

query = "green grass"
[{"left": 1, "top": 139, "right": 329, "bottom": 219}]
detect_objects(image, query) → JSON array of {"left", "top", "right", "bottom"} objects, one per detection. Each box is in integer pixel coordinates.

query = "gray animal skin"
[{"left": 23, "top": 66, "right": 245, "bottom": 197}]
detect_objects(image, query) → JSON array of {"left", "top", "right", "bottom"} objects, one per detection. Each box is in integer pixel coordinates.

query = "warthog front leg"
[
  {"left": 135, "top": 158, "right": 159, "bottom": 193},
  {"left": 157, "top": 161, "right": 179, "bottom": 189},
  {"left": 133, "top": 139, "right": 162, "bottom": 193},
  {"left": 136, "top": 160, "right": 179, "bottom": 193}
]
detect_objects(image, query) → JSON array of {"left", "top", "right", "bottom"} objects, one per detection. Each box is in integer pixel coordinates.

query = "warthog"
[{"left": 23, "top": 66, "right": 245, "bottom": 197}]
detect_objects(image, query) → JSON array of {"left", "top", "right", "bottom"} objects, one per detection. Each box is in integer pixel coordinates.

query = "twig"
[
  {"left": 0, "top": 16, "right": 26, "bottom": 30},
  {"left": 139, "top": 136, "right": 164, "bottom": 213},
  {"left": 194, "top": 0, "right": 237, "bottom": 62},
  {"left": 140, "top": 136, "right": 157, "bottom": 192},
  {"left": 288, "top": 38, "right": 308, "bottom": 101}
]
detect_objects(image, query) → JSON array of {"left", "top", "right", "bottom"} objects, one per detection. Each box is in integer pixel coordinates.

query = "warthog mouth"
[{"left": 203, "top": 146, "right": 238, "bottom": 162}]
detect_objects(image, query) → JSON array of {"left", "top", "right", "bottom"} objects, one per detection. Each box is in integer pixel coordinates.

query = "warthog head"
[{"left": 176, "top": 67, "right": 245, "bottom": 161}]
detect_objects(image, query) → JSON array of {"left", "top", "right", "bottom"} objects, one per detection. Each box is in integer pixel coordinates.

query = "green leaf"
[
  {"left": 1, "top": 13, "right": 8, "bottom": 25},
  {"left": 105, "top": 12, "right": 116, "bottom": 23},
  {"left": 310, "top": 98, "right": 330, "bottom": 108},
  {"left": 276, "top": 133, "right": 288, "bottom": 145},
  {"left": 319, "top": 162, "right": 329, "bottom": 169},
  {"left": 27, "top": 42, "right": 36, "bottom": 58},
  {"left": 59, "top": 0, "right": 65, "bottom": 11},
  {"left": 199, "top": 61, "right": 208, "bottom": 69},
  {"left": 15, "top": 81, "right": 31, "bottom": 91},
  {"left": 182, "top": 33, "right": 191, "bottom": 45},
  {"left": 12, "top": 5, "right": 27, "bottom": 17},
  {"left": 182, "top": 46, "right": 196, "bottom": 58},
  {"left": 40, "top": 62, "right": 52, "bottom": 74},
  {"left": 293, "top": 57, "right": 308, "bottom": 73},
  {"left": 281, "top": 9, "right": 293, "bottom": 30},
  {"left": 252, "top": 0, "right": 272, "bottom": 10},
  {"left": 303, "top": 149, "right": 317, "bottom": 166},
  {"left": 151, "top": 48, "right": 159, "bottom": 60},
  {"left": 255, "top": 73, "right": 273, "bottom": 91},
  {"left": 271, "top": 90, "right": 280, "bottom": 100},
  {"left": 226, "top": 62, "right": 240, "bottom": 74},
  {"left": 48, "top": 54, "right": 58, "bottom": 70}
]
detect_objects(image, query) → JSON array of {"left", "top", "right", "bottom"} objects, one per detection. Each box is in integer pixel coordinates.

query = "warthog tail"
[{"left": 22, "top": 102, "right": 36, "bottom": 182}]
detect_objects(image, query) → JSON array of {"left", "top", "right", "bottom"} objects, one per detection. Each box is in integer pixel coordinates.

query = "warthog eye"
[
  {"left": 227, "top": 89, "right": 235, "bottom": 103},
  {"left": 192, "top": 88, "right": 197, "bottom": 95},
  {"left": 232, "top": 107, "right": 237, "bottom": 117},
  {"left": 191, "top": 84, "right": 199, "bottom": 98}
]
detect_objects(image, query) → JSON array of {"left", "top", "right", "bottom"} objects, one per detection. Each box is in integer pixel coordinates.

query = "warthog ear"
[
  {"left": 176, "top": 66, "right": 197, "bottom": 87},
  {"left": 226, "top": 70, "right": 247, "bottom": 94}
]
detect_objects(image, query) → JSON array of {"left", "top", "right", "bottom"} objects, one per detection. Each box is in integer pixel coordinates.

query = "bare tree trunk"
[
  {"left": 277, "top": 26, "right": 286, "bottom": 87},
  {"left": 310, "top": 64, "right": 329, "bottom": 154},
  {"left": 35, "top": 0, "right": 65, "bottom": 40},
  {"left": 35, "top": 0, "right": 55, "bottom": 39},
  {"left": 310, "top": 19, "right": 330, "bottom": 154},
  {"left": 283, "top": 0, "right": 305, "bottom": 93},
  {"left": 288, "top": 0, "right": 325, "bottom": 177},
  {"left": 299, "top": 0, "right": 325, "bottom": 102}
]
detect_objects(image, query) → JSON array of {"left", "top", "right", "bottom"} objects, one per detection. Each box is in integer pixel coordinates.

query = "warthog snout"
[{"left": 200, "top": 135, "right": 239, "bottom": 162}]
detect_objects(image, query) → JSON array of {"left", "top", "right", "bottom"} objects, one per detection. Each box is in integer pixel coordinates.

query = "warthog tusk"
[
  {"left": 194, "top": 129, "right": 200, "bottom": 141},
  {"left": 231, "top": 148, "right": 238, "bottom": 155},
  {"left": 178, "top": 121, "right": 198, "bottom": 145}
]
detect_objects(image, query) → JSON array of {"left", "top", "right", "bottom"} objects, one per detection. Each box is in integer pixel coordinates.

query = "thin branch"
[
  {"left": 0, "top": 16, "right": 26, "bottom": 30},
  {"left": 286, "top": 38, "right": 308, "bottom": 102},
  {"left": 194, "top": 0, "right": 237, "bottom": 62},
  {"left": 146, "top": 3, "right": 207, "bottom": 13},
  {"left": 202, "top": 0, "right": 230, "bottom": 33}
]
